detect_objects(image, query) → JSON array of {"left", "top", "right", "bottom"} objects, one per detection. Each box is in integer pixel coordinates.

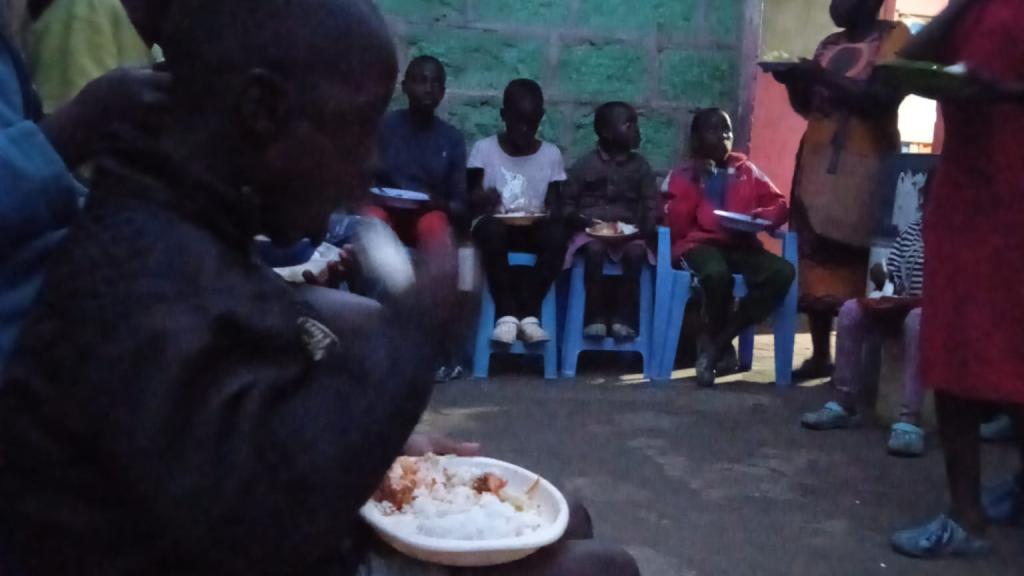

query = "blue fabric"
[
  {"left": 0, "top": 36, "right": 82, "bottom": 374},
  {"left": 703, "top": 170, "right": 728, "bottom": 209},
  {"left": 375, "top": 110, "right": 467, "bottom": 216}
]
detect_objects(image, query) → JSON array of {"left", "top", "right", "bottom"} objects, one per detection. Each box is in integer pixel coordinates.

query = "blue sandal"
[
  {"left": 887, "top": 423, "right": 925, "bottom": 457},
  {"left": 982, "top": 475, "right": 1024, "bottom": 525},
  {"left": 891, "top": 515, "right": 993, "bottom": 559}
]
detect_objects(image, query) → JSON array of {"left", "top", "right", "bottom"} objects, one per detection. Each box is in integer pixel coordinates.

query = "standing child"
[
  {"left": 470, "top": 79, "right": 567, "bottom": 345},
  {"left": 563, "top": 102, "right": 658, "bottom": 340},
  {"left": 664, "top": 108, "right": 793, "bottom": 387}
]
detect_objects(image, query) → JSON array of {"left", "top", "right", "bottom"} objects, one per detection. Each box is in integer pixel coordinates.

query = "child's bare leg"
[{"left": 899, "top": 308, "right": 924, "bottom": 425}]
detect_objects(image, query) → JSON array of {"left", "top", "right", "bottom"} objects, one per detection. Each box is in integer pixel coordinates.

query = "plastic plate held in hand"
[
  {"left": 586, "top": 221, "right": 639, "bottom": 242},
  {"left": 758, "top": 60, "right": 800, "bottom": 73},
  {"left": 874, "top": 59, "right": 975, "bottom": 100},
  {"left": 714, "top": 210, "right": 772, "bottom": 233},
  {"left": 494, "top": 213, "right": 547, "bottom": 226},
  {"left": 372, "top": 187, "right": 431, "bottom": 210}
]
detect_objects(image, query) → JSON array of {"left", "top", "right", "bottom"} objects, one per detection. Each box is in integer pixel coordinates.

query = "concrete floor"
[{"left": 422, "top": 335, "right": 1023, "bottom": 576}]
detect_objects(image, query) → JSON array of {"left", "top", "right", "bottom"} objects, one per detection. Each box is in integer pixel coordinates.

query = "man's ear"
[{"left": 238, "top": 69, "right": 290, "bottom": 143}]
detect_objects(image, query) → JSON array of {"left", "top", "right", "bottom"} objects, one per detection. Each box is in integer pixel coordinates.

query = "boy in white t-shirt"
[{"left": 469, "top": 79, "right": 567, "bottom": 344}]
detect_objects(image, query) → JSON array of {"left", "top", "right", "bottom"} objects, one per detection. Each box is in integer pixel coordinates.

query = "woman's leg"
[
  {"left": 472, "top": 216, "right": 517, "bottom": 319},
  {"left": 935, "top": 392, "right": 988, "bottom": 534},
  {"left": 582, "top": 241, "right": 609, "bottom": 329},
  {"left": 614, "top": 243, "right": 647, "bottom": 331},
  {"left": 794, "top": 311, "right": 836, "bottom": 379}
]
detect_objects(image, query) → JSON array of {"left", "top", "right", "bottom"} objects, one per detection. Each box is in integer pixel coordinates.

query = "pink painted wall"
[{"left": 749, "top": 74, "right": 803, "bottom": 202}]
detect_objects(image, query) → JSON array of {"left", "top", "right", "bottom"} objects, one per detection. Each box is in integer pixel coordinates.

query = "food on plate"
[
  {"left": 370, "top": 455, "right": 546, "bottom": 541},
  {"left": 761, "top": 50, "right": 796, "bottom": 62},
  {"left": 588, "top": 221, "right": 638, "bottom": 236}
]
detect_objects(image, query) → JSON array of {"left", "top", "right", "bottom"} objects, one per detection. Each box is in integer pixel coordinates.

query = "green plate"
[{"left": 875, "top": 59, "right": 976, "bottom": 100}]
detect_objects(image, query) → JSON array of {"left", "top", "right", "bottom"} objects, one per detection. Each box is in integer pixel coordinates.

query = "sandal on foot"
[
  {"left": 891, "top": 515, "right": 993, "bottom": 559},
  {"left": 982, "top": 474, "right": 1024, "bottom": 525},
  {"left": 887, "top": 423, "right": 925, "bottom": 457},
  {"left": 801, "top": 402, "right": 857, "bottom": 431}
]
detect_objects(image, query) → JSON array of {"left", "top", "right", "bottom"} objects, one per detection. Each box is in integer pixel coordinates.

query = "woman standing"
[
  {"left": 888, "top": 0, "right": 1024, "bottom": 558},
  {"left": 772, "top": 0, "right": 910, "bottom": 380}
]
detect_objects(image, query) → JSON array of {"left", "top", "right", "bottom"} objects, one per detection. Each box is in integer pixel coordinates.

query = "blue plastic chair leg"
[
  {"left": 560, "top": 260, "right": 587, "bottom": 378},
  {"left": 656, "top": 272, "right": 692, "bottom": 380},
  {"left": 638, "top": 265, "right": 655, "bottom": 378},
  {"left": 541, "top": 281, "right": 558, "bottom": 380},
  {"left": 473, "top": 281, "right": 496, "bottom": 379},
  {"left": 738, "top": 328, "right": 755, "bottom": 371},
  {"left": 773, "top": 283, "right": 798, "bottom": 388}
]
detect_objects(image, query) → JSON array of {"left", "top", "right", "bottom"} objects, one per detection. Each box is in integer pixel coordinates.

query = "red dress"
[{"left": 922, "top": 0, "right": 1024, "bottom": 403}]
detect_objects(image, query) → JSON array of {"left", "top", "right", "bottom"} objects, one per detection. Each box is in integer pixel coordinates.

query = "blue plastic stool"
[
  {"left": 473, "top": 252, "right": 559, "bottom": 379},
  {"left": 561, "top": 257, "right": 654, "bottom": 378},
  {"left": 651, "top": 227, "right": 798, "bottom": 386}
]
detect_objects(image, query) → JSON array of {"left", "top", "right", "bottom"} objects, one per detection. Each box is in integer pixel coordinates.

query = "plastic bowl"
[{"left": 360, "top": 457, "right": 569, "bottom": 567}]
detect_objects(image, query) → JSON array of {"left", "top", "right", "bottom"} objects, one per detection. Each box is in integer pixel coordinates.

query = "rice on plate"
[
  {"left": 371, "top": 455, "right": 544, "bottom": 540},
  {"left": 361, "top": 455, "right": 569, "bottom": 567}
]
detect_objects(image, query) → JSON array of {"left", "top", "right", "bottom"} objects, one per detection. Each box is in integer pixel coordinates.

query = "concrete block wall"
[{"left": 375, "top": 0, "right": 753, "bottom": 172}]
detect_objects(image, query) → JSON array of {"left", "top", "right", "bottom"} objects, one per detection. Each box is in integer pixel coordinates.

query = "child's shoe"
[
  {"left": 891, "top": 515, "right": 993, "bottom": 559},
  {"left": 887, "top": 422, "right": 925, "bottom": 457},
  {"left": 610, "top": 323, "right": 637, "bottom": 341},
  {"left": 583, "top": 323, "right": 607, "bottom": 338},
  {"left": 491, "top": 316, "right": 519, "bottom": 344},
  {"left": 982, "top": 474, "right": 1024, "bottom": 525},
  {"left": 519, "top": 317, "right": 550, "bottom": 344},
  {"left": 800, "top": 401, "right": 857, "bottom": 430}
]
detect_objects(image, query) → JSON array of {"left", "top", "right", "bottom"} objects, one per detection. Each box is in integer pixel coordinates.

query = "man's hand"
[
  {"left": 41, "top": 67, "right": 172, "bottom": 167},
  {"left": 403, "top": 433, "right": 482, "bottom": 457}
]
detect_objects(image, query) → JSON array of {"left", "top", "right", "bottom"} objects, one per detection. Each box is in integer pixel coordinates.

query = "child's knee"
[
  {"left": 904, "top": 307, "right": 921, "bottom": 334},
  {"left": 837, "top": 299, "right": 863, "bottom": 328},
  {"left": 774, "top": 258, "right": 796, "bottom": 289},
  {"left": 360, "top": 205, "right": 391, "bottom": 225},
  {"left": 416, "top": 210, "right": 451, "bottom": 241}
]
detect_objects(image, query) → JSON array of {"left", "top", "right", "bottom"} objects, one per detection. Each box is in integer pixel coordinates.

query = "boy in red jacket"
[{"left": 664, "top": 108, "right": 794, "bottom": 387}]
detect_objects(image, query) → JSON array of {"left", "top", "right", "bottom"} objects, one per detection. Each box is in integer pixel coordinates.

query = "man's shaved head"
[{"left": 158, "top": 0, "right": 398, "bottom": 244}]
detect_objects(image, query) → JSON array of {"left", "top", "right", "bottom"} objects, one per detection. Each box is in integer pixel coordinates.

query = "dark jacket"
[
  {"left": 0, "top": 138, "right": 433, "bottom": 576},
  {"left": 562, "top": 149, "right": 659, "bottom": 237}
]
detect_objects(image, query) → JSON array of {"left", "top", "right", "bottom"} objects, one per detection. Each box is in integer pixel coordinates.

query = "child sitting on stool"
[
  {"left": 802, "top": 179, "right": 928, "bottom": 457},
  {"left": 469, "top": 79, "right": 568, "bottom": 345},
  {"left": 563, "top": 102, "right": 658, "bottom": 341},
  {"left": 664, "top": 108, "right": 793, "bottom": 387}
]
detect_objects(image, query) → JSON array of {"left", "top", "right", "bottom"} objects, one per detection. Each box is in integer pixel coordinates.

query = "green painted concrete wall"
[{"left": 375, "top": 0, "right": 749, "bottom": 171}]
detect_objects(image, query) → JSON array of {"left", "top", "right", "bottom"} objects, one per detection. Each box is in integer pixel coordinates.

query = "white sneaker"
[
  {"left": 491, "top": 316, "right": 519, "bottom": 344},
  {"left": 518, "top": 317, "right": 550, "bottom": 344}
]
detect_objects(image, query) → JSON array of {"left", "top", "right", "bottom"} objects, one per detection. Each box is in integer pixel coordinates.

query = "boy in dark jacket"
[{"left": 563, "top": 102, "right": 658, "bottom": 340}]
